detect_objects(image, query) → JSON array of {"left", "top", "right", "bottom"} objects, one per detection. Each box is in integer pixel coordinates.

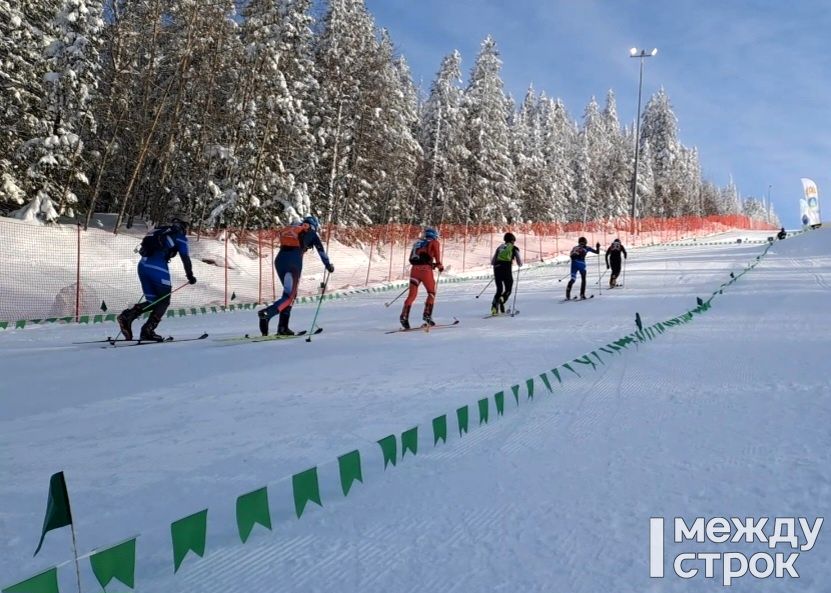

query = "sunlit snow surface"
[{"left": 1, "top": 230, "right": 829, "bottom": 592}]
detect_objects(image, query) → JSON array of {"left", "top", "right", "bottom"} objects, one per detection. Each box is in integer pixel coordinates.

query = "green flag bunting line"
[{"left": 5, "top": 241, "right": 776, "bottom": 591}]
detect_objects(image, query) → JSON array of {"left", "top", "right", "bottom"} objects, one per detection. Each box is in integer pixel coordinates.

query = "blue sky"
[{"left": 364, "top": 0, "right": 831, "bottom": 226}]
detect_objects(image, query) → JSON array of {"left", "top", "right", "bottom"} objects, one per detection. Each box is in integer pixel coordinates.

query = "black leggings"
[{"left": 493, "top": 265, "right": 514, "bottom": 307}]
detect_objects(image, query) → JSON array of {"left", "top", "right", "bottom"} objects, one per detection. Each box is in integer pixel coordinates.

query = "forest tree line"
[{"left": 0, "top": 0, "right": 778, "bottom": 231}]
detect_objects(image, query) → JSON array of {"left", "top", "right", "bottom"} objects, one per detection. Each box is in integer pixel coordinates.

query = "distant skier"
[
  {"left": 117, "top": 216, "right": 196, "bottom": 341},
  {"left": 604, "top": 238, "right": 628, "bottom": 288},
  {"left": 566, "top": 237, "right": 600, "bottom": 300},
  {"left": 400, "top": 227, "right": 444, "bottom": 329},
  {"left": 490, "top": 232, "right": 522, "bottom": 315},
  {"left": 258, "top": 215, "right": 334, "bottom": 336},
  {"left": 777, "top": 227, "right": 787, "bottom": 240}
]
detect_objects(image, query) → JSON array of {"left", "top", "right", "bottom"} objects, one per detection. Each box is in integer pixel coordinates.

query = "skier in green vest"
[{"left": 490, "top": 232, "right": 522, "bottom": 315}]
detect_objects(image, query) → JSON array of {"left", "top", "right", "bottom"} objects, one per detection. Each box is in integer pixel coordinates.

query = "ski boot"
[
  {"left": 276, "top": 309, "right": 294, "bottom": 336},
  {"left": 257, "top": 308, "right": 270, "bottom": 336},
  {"left": 423, "top": 303, "right": 436, "bottom": 326},
  {"left": 117, "top": 304, "right": 144, "bottom": 340},
  {"left": 565, "top": 279, "right": 574, "bottom": 300},
  {"left": 499, "top": 297, "right": 506, "bottom": 314},
  {"left": 490, "top": 305, "right": 498, "bottom": 316},
  {"left": 400, "top": 304, "right": 411, "bottom": 329},
  {"left": 139, "top": 314, "right": 165, "bottom": 342}
]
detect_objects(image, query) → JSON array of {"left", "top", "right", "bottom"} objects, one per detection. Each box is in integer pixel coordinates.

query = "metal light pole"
[{"left": 629, "top": 47, "right": 657, "bottom": 235}]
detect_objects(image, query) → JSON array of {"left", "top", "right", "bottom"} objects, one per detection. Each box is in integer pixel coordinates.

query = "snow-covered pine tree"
[
  {"left": 640, "top": 87, "right": 687, "bottom": 218},
  {"left": 633, "top": 136, "right": 656, "bottom": 217},
  {"left": 348, "top": 30, "right": 421, "bottom": 225},
  {"left": 0, "top": 0, "right": 57, "bottom": 213},
  {"left": 538, "top": 96, "right": 575, "bottom": 223},
  {"left": 600, "top": 89, "right": 632, "bottom": 219},
  {"left": 462, "top": 36, "right": 517, "bottom": 224},
  {"left": 718, "top": 177, "right": 742, "bottom": 215},
  {"left": 512, "top": 86, "right": 547, "bottom": 222},
  {"left": 312, "top": 0, "right": 380, "bottom": 226},
  {"left": 144, "top": 0, "right": 241, "bottom": 227},
  {"left": 417, "top": 50, "right": 468, "bottom": 225},
  {"left": 15, "top": 0, "right": 104, "bottom": 223},
  {"left": 208, "top": 0, "right": 318, "bottom": 230}
]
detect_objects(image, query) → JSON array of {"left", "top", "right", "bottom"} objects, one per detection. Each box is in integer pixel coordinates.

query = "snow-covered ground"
[{"left": 1, "top": 229, "right": 829, "bottom": 592}]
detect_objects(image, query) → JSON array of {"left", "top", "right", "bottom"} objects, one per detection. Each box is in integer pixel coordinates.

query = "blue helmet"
[
  {"left": 303, "top": 215, "right": 320, "bottom": 233},
  {"left": 423, "top": 227, "right": 439, "bottom": 240}
]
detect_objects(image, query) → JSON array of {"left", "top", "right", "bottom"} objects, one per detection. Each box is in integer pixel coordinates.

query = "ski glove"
[
  {"left": 606, "top": 264, "right": 610, "bottom": 269},
  {"left": 437, "top": 264, "right": 445, "bottom": 272},
  {"left": 326, "top": 263, "right": 335, "bottom": 273},
  {"left": 187, "top": 274, "right": 197, "bottom": 285},
  {"left": 596, "top": 242, "right": 601, "bottom": 251}
]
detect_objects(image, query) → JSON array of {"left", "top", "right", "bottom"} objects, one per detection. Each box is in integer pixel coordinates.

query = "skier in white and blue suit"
[{"left": 117, "top": 217, "right": 196, "bottom": 341}]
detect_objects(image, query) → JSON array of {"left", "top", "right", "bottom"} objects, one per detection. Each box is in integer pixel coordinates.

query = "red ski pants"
[{"left": 403, "top": 265, "right": 436, "bottom": 307}]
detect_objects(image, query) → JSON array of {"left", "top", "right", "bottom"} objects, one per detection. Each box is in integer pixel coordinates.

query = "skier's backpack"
[
  {"left": 496, "top": 243, "right": 515, "bottom": 263},
  {"left": 409, "top": 239, "right": 431, "bottom": 265},
  {"left": 570, "top": 245, "right": 584, "bottom": 259},
  {"left": 279, "top": 223, "right": 310, "bottom": 248},
  {"left": 139, "top": 226, "right": 175, "bottom": 258}
]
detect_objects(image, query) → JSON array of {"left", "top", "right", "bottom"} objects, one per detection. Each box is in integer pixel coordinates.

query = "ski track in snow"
[{"left": 1, "top": 230, "right": 830, "bottom": 592}]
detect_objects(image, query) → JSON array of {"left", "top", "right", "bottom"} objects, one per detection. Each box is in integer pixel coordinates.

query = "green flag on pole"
[
  {"left": 2, "top": 568, "right": 59, "bottom": 593},
  {"left": 89, "top": 538, "right": 137, "bottom": 589},
  {"left": 34, "top": 472, "right": 73, "bottom": 556}
]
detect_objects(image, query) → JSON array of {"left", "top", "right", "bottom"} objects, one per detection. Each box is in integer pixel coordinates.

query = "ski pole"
[
  {"left": 475, "top": 278, "right": 494, "bottom": 298},
  {"left": 597, "top": 269, "right": 608, "bottom": 285},
  {"left": 306, "top": 271, "right": 329, "bottom": 342},
  {"left": 510, "top": 266, "right": 521, "bottom": 316},
  {"left": 384, "top": 285, "right": 410, "bottom": 308},
  {"left": 114, "top": 283, "right": 190, "bottom": 340},
  {"left": 557, "top": 271, "right": 571, "bottom": 282},
  {"left": 140, "top": 282, "right": 190, "bottom": 314},
  {"left": 597, "top": 251, "right": 602, "bottom": 296},
  {"left": 622, "top": 258, "right": 627, "bottom": 287}
]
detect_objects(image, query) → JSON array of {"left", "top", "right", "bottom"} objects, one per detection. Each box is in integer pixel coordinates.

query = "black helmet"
[
  {"left": 613, "top": 238, "right": 621, "bottom": 244},
  {"left": 504, "top": 232, "right": 516, "bottom": 243},
  {"left": 171, "top": 215, "right": 190, "bottom": 232},
  {"left": 578, "top": 236, "right": 587, "bottom": 245}
]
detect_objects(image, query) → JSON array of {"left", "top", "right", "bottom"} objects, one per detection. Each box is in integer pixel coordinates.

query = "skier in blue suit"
[
  {"left": 118, "top": 216, "right": 196, "bottom": 341},
  {"left": 566, "top": 236, "right": 600, "bottom": 300},
  {"left": 258, "top": 215, "right": 334, "bottom": 336}
]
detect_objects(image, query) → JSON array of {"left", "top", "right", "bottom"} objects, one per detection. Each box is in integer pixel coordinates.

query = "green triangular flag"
[
  {"left": 236, "top": 488, "right": 271, "bottom": 543},
  {"left": 539, "top": 373, "right": 553, "bottom": 393},
  {"left": 377, "top": 435, "right": 397, "bottom": 469},
  {"left": 401, "top": 427, "right": 418, "bottom": 458},
  {"left": 551, "top": 368, "right": 563, "bottom": 383},
  {"left": 2, "top": 568, "right": 58, "bottom": 593},
  {"left": 292, "top": 468, "right": 322, "bottom": 518},
  {"left": 338, "top": 451, "right": 363, "bottom": 496},
  {"left": 100, "top": 300, "right": 108, "bottom": 312},
  {"left": 562, "top": 363, "right": 580, "bottom": 377},
  {"left": 171, "top": 509, "right": 207, "bottom": 572},
  {"left": 90, "top": 538, "right": 136, "bottom": 589},
  {"left": 432, "top": 416, "right": 447, "bottom": 445},
  {"left": 34, "top": 471, "right": 73, "bottom": 556},
  {"left": 494, "top": 391, "right": 505, "bottom": 415},
  {"left": 478, "top": 398, "right": 489, "bottom": 425},
  {"left": 526, "top": 378, "right": 535, "bottom": 399},
  {"left": 456, "top": 406, "right": 469, "bottom": 436},
  {"left": 511, "top": 384, "right": 520, "bottom": 405}
]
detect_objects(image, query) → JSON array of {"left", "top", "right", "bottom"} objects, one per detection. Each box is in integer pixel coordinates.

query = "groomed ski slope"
[{"left": 1, "top": 229, "right": 829, "bottom": 592}]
